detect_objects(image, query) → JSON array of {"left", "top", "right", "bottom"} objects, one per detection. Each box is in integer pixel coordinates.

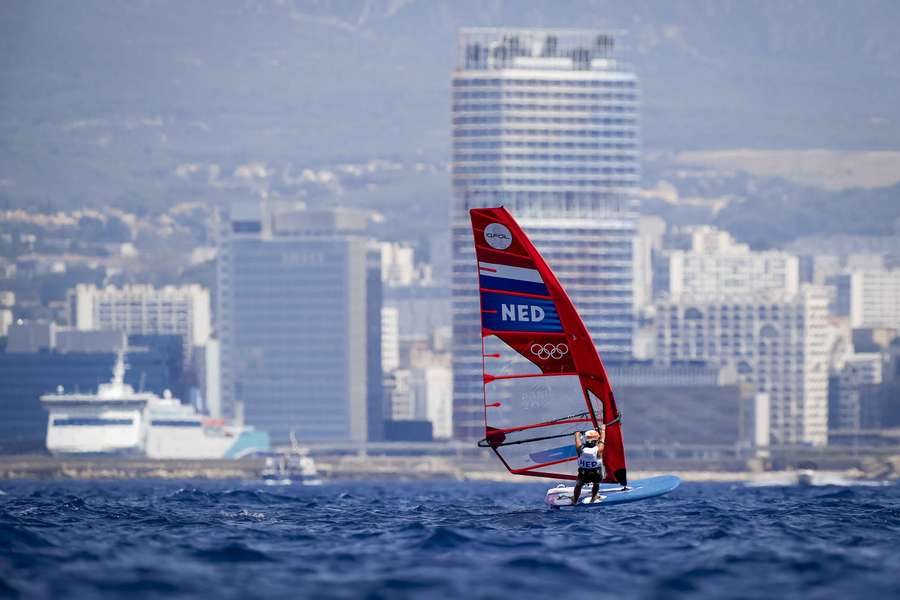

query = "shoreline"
[{"left": 0, "top": 455, "right": 895, "bottom": 483}]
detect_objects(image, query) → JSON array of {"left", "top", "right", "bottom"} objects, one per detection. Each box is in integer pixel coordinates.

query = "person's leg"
[
  {"left": 590, "top": 481, "right": 599, "bottom": 503},
  {"left": 572, "top": 481, "right": 583, "bottom": 506}
]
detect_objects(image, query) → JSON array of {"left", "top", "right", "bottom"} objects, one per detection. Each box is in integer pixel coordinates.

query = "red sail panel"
[{"left": 471, "top": 207, "right": 626, "bottom": 485}]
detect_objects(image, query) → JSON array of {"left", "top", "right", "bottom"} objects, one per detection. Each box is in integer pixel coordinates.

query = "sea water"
[{"left": 1, "top": 480, "right": 899, "bottom": 599}]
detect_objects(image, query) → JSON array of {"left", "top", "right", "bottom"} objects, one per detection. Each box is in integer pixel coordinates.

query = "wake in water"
[{"left": 1, "top": 480, "right": 899, "bottom": 599}]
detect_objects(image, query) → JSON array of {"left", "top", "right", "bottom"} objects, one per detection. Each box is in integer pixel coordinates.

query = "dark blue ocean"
[{"left": 1, "top": 480, "right": 899, "bottom": 599}]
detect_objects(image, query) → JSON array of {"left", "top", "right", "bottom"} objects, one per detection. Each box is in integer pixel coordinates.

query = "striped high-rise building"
[{"left": 451, "top": 29, "right": 640, "bottom": 440}]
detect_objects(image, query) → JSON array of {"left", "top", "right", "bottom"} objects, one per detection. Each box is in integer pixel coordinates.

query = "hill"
[{"left": 2, "top": 0, "right": 900, "bottom": 212}]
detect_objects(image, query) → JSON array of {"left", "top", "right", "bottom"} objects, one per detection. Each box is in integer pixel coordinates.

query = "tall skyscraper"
[
  {"left": 217, "top": 203, "right": 381, "bottom": 444},
  {"left": 451, "top": 29, "right": 640, "bottom": 439}
]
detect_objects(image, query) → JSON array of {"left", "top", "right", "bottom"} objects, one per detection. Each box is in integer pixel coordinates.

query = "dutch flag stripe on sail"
[{"left": 478, "top": 261, "right": 550, "bottom": 296}]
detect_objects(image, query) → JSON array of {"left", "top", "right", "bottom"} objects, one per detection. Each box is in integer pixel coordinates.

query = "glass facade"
[
  {"left": 451, "top": 29, "right": 640, "bottom": 440},
  {"left": 217, "top": 207, "right": 371, "bottom": 444}
]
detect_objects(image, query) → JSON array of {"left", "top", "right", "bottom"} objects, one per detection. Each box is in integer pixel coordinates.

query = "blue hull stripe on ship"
[{"left": 481, "top": 291, "right": 563, "bottom": 333}]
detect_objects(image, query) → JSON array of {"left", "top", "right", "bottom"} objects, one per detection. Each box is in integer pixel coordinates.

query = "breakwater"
[{"left": 1, "top": 454, "right": 898, "bottom": 482}]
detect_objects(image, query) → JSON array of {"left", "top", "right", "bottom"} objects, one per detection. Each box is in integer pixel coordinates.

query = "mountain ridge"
[{"left": 1, "top": 0, "right": 898, "bottom": 210}]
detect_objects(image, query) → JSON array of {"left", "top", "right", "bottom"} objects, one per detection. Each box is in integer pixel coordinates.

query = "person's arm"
[
  {"left": 574, "top": 431, "right": 583, "bottom": 455},
  {"left": 597, "top": 423, "right": 606, "bottom": 454}
]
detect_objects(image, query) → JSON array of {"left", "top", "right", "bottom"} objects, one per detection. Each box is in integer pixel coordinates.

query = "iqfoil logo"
[{"left": 484, "top": 223, "right": 512, "bottom": 250}]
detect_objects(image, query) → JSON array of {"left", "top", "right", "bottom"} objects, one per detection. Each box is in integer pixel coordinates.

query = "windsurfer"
[{"left": 572, "top": 426, "right": 606, "bottom": 505}]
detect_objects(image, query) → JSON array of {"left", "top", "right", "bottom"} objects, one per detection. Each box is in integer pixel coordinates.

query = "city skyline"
[
  {"left": 3, "top": 5, "right": 900, "bottom": 599},
  {"left": 0, "top": 16, "right": 898, "bottom": 459}
]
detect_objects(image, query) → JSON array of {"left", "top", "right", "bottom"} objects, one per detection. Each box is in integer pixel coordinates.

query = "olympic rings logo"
[{"left": 530, "top": 343, "right": 569, "bottom": 360}]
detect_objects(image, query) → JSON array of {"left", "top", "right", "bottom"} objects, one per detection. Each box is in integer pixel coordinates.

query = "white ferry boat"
[{"left": 41, "top": 353, "right": 269, "bottom": 459}]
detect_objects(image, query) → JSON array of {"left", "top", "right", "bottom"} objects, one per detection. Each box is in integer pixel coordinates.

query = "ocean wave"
[
  {"left": 0, "top": 522, "right": 54, "bottom": 549},
  {"left": 0, "top": 480, "right": 898, "bottom": 599},
  {"left": 192, "top": 542, "right": 275, "bottom": 563}
]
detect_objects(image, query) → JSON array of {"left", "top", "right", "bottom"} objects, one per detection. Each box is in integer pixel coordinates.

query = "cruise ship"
[{"left": 41, "top": 353, "right": 269, "bottom": 459}]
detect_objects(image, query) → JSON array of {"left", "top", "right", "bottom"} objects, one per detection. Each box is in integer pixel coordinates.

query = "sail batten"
[
  {"left": 470, "top": 207, "right": 627, "bottom": 485},
  {"left": 487, "top": 373, "right": 576, "bottom": 382}
]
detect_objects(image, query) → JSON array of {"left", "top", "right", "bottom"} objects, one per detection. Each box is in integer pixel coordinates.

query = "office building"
[
  {"left": 387, "top": 369, "right": 413, "bottom": 421},
  {"left": 654, "top": 286, "right": 831, "bottom": 446},
  {"left": 826, "top": 274, "right": 852, "bottom": 317},
  {"left": 195, "top": 338, "right": 221, "bottom": 418},
  {"left": 56, "top": 330, "right": 126, "bottom": 354},
  {"left": 6, "top": 321, "right": 56, "bottom": 353},
  {"left": 0, "top": 309, "right": 12, "bottom": 337},
  {"left": 380, "top": 242, "right": 417, "bottom": 287},
  {"left": 829, "top": 353, "right": 884, "bottom": 432},
  {"left": 633, "top": 215, "right": 666, "bottom": 311},
  {"left": 217, "top": 203, "right": 380, "bottom": 443},
  {"left": 366, "top": 244, "right": 385, "bottom": 441},
  {"left": 381, "top": 307, "right": 400, "bottom": 373},
  {"left": 67, "top": 284, "right": 211, "bottom": 362},
  {"left": 668, "top": 227, "right": 800, "bottom": 301},
  {"left": 384, "top": 285, "right": 451, "bottom": 340},
  {"left": 386, "top": 365, "right": 452, "bottom": 440},
  {"left": 410, "top": 366, "right": 452, "bottom": 439},
  {"left": 451, "top": 28, "right": 640, "bottom": 439},
  {"left": 850, "top": 269, "right": 900, "bottom": 329},
  {"left": 127, "top": 333, "right": 188, "bottom": 405}
]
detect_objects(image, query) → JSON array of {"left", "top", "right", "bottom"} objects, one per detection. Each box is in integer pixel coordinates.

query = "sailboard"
[
  {"left": 545, "top": 475, "right": 681, "bottom": 508},
  {"left": 469, "top": 207, "right": 679, "bottom": 507}
]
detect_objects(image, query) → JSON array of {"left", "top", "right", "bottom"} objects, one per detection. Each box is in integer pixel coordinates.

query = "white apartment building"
[
  {"left": 380, "top": 242, "right": 417, "bottom": 287},
  {"left": 850, "top": 269, "right": 900, "bottom": 329},
  {"left": 451, "top": 28, "right": 640, "bottom": 439},
  {"left": 389, "top": 365, "right": 453, "bottom": 439},
  {"left": 381, "top": 306, "right": 400, "bottom": 373},
  {"left": 654, "top": 286, "right": 830, "bottom": 446},
  {"left": 0, "top": 309, "right": 12, "bottom": 337},
  {"left": 413, "top": 366, "right": 452, "bottom": 439},
  {"left": 668, "top": 227, "right": 800, "bottom": 301},
  {"left": 0, "top": 291, "right": 14, "bottom": 307},
  {"left": 67, "top": 284, "right": 211, "bottom": 360}
]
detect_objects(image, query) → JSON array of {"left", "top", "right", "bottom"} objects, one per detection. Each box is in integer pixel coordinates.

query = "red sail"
[{"left": 471, "top": 207, "right": 626, "bottom": 484}]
